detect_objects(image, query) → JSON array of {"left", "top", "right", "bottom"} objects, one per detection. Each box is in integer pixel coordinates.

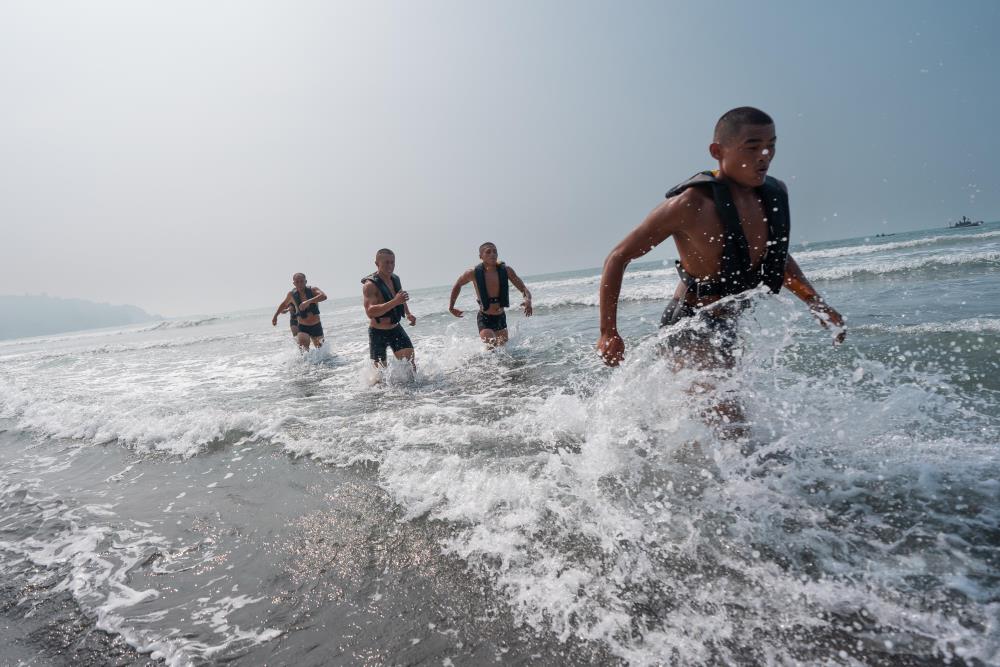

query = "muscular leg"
[
  {"left": 295, "top": 331, "right": 312, "bottom": 349},
  {"left": 310, "top": 336, "right": 324, "bottom": 348}
]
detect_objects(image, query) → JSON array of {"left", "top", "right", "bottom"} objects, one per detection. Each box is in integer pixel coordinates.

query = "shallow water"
[{"left": 1, "top": 223, "right": 998, "bottom": 665}]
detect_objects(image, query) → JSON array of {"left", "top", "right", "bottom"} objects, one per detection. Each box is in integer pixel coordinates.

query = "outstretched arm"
[
  {"left": 597, "top": 197, "right": 682, "bottom": 366},
  {"left": 783, "top": 255, "right": 846, "bottom": 344},
  {"left": 506, "top": 267, "right": 533, "bottom": 316},
  {"left": 449, "top": 270, "right": 474, "bottom": 317}
]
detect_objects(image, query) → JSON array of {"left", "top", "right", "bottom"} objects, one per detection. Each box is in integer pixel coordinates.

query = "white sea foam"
[
  {"left": 1, "top": 224, "right": 996, "bottom": 664},
  {"left": 0, "top": 480, "right": 283, "bottom": 666},
  {"left": 140, "top": 317, "right": 222, "bottom": 331},
  {"left": 0, "top": 380, "right": 269, "bottom": 457},
  {"left": 372, "top": 308, "right": 999, "bottom": 665},
  {"left": 795, "top": 230, "right": 1000, "bottom": 260},
  {"left": 808, "top": 249, "right": 1000, "bottom": 281},
  {"left": 853, "top": 317, "right": 1000, "bottom": 335},
  {"left": 531, "top": 282, "right": 677, "bottom": 308}
]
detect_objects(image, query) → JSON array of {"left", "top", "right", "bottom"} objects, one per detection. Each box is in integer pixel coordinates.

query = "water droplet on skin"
[{"left": 762, "top": 148, "right": 770, "bottom": 155}]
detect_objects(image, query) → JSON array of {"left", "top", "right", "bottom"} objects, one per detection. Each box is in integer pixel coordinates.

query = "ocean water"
[{"left": 1, "top": 223, "right": 998, "bottom": 666}]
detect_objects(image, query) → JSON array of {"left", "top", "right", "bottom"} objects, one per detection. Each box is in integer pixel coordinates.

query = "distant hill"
[{"left": 0, "top": 295, "right": 161, "bottom": 340}]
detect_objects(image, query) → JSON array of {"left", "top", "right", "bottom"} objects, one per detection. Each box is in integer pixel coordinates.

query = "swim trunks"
[
  {"left": 659, "top": 298, "right": 745, "bottom": 368},
  {"left": 477, "top": 311, "right": 507, "bottom": 332},
  {"left": 298, "top": 321, "right": 324, "bottom": 339},
  {"left": 369, "top": 325, "right": 413, "bottom": 362}
]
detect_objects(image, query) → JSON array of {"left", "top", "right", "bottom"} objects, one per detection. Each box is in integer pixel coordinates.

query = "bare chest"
[
  {"left": 481, "top": 271, "right": 501, "bottom": 296},
  {"left": 676, "top": 194, "right": 771, "bottom": 274}
]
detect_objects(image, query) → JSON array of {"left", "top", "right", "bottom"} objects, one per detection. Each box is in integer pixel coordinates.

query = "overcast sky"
[{"left": 1, "top": 0, "right": 997, "bottom": 317}]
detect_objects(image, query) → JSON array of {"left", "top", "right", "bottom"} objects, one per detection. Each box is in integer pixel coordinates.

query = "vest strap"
[
  {"left": 362, "top": 273, "right": 404, "bottom": 323},
  {"left": 666, "top": 171, "right": 790, "bottom": 298},
  {"left": 473, "top": 263, "right": 510, "bottom": 309}
]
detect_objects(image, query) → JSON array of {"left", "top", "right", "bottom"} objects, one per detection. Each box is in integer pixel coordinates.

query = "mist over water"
[{"left": 1, "top": 223, "right": 998, "bottom": 665}]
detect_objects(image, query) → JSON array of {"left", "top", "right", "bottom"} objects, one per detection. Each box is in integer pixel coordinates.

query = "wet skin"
[
  {"left": 448, "top": 244, "right": 533, "bottom": 347},
  {"left": 362, "top": 252, "right": 416, "bottom": 367},
  {"left": 597, "top": 123, "right": 845, "bottom": 367},
  {"left": 271, "top": 274, "right": 326, "bottom": 350}
]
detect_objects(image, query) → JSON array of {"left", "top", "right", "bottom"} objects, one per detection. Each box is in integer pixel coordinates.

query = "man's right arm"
[
  {"left": 271, "top": 294, "right": 292, "bottom": 325},
  {"left": 449, "top": 270, "right": 473, "bottom": 317},
  {"left": 363, "top": 282, "right": 403, "bottom": 319},
  {"left": 597, "top": 195, "right": 685, "bottom": 366}
]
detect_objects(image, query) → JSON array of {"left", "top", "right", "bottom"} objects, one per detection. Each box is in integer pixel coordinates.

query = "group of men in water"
[
  {"left": 271, "top": 242, "right": 532, "bottom": 369},
  {"left": 271, "top": 107, "right": 846, "bottom": 403}
]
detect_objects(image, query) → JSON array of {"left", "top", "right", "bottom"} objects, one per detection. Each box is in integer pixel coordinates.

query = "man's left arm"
[
  {"left": 783, "top": 255, "right": 846, "bottom": 344},
  {"left": 507, "top": 267, "right": 532, "bottom": 316},
  {"left": 401, "top": 282, "right": 417, "bottom": 326}
]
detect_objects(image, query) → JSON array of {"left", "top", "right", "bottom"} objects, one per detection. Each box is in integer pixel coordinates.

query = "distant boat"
[{"left": 950, "top": 215, "right": 983, "bottom": 228}]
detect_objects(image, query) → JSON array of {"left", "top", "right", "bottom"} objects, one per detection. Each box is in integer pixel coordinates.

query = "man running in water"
[
  {"left": 272, "top": 273, "right": 327, "bottom": 349},
  {"left": 362, "top": 249, "right": 417, "bottom": 369},
  {"left": 596, "top": 107, "right": 845, "bottom": 430},
  {"left": 448, "top": 242, "right": 533, "bottom": 347}
]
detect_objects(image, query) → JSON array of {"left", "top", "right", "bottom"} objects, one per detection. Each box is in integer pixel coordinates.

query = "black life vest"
[
  {"left": 362, "top": 273, "right": 404, "bottom": 324},
  {"left": 666, "top": 171, "right": 790, "bottom": 298},
  {"left": 474, "top": 262, "right": 509, "bottom": 310},
  {"left": 291, "top": 286, "right": 320, "bottom": 317}
]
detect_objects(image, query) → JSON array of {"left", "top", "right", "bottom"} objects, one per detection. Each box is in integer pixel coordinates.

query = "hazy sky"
[{"left": 1, "top": 0, "right": 997, "bottom": 316}]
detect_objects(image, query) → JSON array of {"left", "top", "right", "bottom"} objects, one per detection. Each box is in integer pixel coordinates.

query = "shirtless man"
[
  {"left": 362, "top": 249, "right": 417, "bottom": 369},
  {"left": 272, "top": 273, "right": 327, "bottom": 349},
  {"left": 448, "top": 242, "right": 533, "bottom": 347},
  {"left": 596, "top": 107, "right": 844, "bottom": 427}
]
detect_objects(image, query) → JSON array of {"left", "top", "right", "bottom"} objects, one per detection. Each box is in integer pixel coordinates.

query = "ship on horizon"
[{"left": 950, "top": 215, "right": 984, "bottom": 228}]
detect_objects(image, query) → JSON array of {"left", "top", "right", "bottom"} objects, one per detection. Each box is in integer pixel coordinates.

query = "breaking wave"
[{"left": 795, "top": 230, "right": 1000, "bottom": 260}]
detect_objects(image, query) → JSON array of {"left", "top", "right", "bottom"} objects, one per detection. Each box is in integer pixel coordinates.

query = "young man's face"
[
  {"left": 292, "top": 274, "right": 306, "bottom": 288},
  {"left": 479, "top": 244, "right": 499, "bottom": 266},
  {"left": 375, "top": 253, "right": 395, "bottom": 274},
  {"left": 712, "top": 123, "right": 776, "bottom": 188}
]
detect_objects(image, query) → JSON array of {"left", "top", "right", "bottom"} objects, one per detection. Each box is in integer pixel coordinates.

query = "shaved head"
[
  {"left": 714, "top": 107, "right": 774, "bottom": 144},
  {"left": 376, "top": 248, "right": 394, "bottom": 258}
]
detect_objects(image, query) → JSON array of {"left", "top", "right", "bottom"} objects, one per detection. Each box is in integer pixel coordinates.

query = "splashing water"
[{"left": 0, "top": 223, "right": 998, "bottom": 664}]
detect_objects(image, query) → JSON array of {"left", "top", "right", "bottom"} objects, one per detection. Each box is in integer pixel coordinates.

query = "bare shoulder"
[
  {"left": 651, "top": 186, "right": 713, "bottom": 230},
  {"left": 671, "top": 184, "right": 714, "bottom": 210},
  {"left": 362, "top": 280, "right": 378, "bottom": 296},
  {"left": 503, "top": 264, "right": 517, "bottom": 277}
]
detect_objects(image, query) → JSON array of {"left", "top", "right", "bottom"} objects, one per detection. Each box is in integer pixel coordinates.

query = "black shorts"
[
  {"left": 298, "top": 321, "right": 324, "bottom": 338},
  {"left": 477, "top": 311, "right": 507, "bottom": 332},
  {"left": 369, "top": 325, "right": 413, "bottom": 362},
  {"left": 659, "top": 298, "right": 743, "bottom": 368}
]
